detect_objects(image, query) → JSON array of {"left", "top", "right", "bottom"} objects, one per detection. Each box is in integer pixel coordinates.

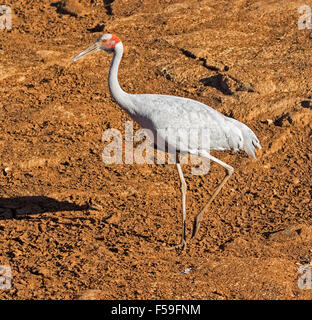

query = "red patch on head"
[
  {"left": 108, "top": 34, "right": 121, "bottom": 48},
  {"left": 111, "top": 34, "right": 121, "bottom": 44}
]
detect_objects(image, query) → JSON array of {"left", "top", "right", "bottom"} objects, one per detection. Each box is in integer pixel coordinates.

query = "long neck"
[{"left": 108, "top": 42, "right": 129, "bottom": 109}]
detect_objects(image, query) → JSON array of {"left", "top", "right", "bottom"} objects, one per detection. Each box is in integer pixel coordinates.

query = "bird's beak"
[{"left": 72, "top": 42, "right": 100, "bottom": 62}]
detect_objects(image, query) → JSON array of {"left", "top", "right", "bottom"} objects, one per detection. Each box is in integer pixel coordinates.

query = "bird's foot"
[{"left": 165, "top": 238, "right": 187, "bottom": 251}]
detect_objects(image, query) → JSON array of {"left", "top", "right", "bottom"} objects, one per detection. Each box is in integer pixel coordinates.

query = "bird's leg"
[
  {"left": 191, "top": 153, "right": 234, "bottom": 239},
  {"left": 166, "top": 159, "right": 187, "bottom": 250}
]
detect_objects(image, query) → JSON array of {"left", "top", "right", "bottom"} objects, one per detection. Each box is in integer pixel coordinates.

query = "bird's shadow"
[{"left": 0, "top": 196, "right": 91, "bottom": 220}]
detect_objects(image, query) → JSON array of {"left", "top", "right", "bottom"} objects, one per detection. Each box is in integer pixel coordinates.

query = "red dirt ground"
[{"left": 0, "top": 0, "right": 312, "bottom": 299}]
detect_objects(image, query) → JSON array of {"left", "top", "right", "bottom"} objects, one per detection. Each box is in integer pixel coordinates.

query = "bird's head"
[{"left": 72, "top": 33, "right": 121, "bottom": 62}]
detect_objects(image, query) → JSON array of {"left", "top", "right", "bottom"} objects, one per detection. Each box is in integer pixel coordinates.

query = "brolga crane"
[{"left": 72, "top": 34, "right": 261, "bottom": 250}]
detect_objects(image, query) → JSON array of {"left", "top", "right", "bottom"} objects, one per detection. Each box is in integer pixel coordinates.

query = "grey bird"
[{"left": 72, "top": 34, "right": 261, "bottom": 249}]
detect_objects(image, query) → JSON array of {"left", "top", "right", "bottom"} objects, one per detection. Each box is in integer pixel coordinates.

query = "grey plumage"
[
  {"left": 72, "top": 34, "right": 261, "bottom": 249},
  {"left": 129, "top": 93, "right": 261, "bottom": 157}
]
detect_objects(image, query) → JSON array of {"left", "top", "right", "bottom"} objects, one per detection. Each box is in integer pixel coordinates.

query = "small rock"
[
  {"left": 54, "top": 0, "right": 91, "bottom": 17},
  {"left": 76, "top": 289, "right": 102, "bottom": 300},
  {"left": 292, "top": 177, "right": 300, "bottom": 185},
  {"left": 181, "top": 267, "right": 192, "bottom": 274}
]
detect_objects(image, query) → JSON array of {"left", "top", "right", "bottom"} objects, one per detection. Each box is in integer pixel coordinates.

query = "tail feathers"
[
  {"left": 228, "top": 118, "right": 261, "bottom": 158},
  {"left": 252, "top": 138, "right": 261, "bottom": 150},
  {"left": 242, "top": 127, "right": 261, "bottom": 158}
]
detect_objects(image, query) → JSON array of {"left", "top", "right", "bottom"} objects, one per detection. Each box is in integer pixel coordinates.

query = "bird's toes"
[{"left": 164, "top": 239, "right": 187, "bottom": 251}]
